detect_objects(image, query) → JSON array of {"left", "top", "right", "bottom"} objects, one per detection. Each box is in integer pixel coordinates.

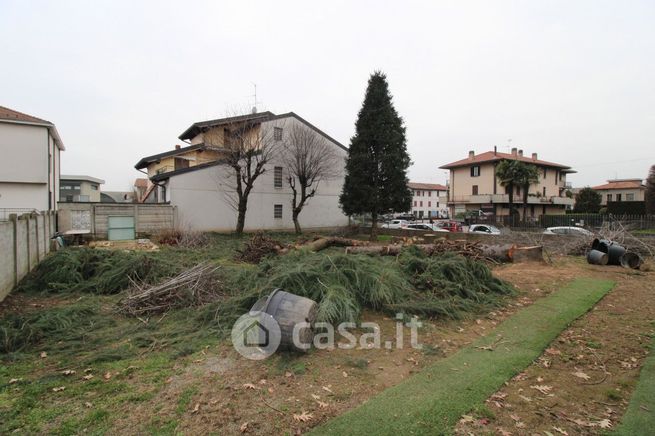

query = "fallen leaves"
[
  {"left": 596, "top": 418, "right": 612, "bottom": 429},
  {"left": 240, "top": 422, "right": 249, "bottom": 433},
  {"left": 62, "top": 369, "right": 76, "bottom": 376},
  {"left": 293, "top": 411, "right": 313, "bottom": 422},
  {"left": 530, "top": 385, "right": 553, "bottom": 395},
  {"left": 52, "top": 386, "right": 65, "bottom": 392},
  {"left": 571, "top": 371, "right": 591, "bottom": 381},
  {"left": 191, "top": 403, "right": 200, "bottom": 413},
  {"left": 82, "top": 374, "right": 94, "bottom": 381},
  {"left": 243, "top": 383, "right": 257, "bottom": 390}
]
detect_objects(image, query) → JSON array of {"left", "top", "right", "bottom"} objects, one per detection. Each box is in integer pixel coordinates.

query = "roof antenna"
[{"left": 250, "top": 82, "right": 261, "bottom": 114}]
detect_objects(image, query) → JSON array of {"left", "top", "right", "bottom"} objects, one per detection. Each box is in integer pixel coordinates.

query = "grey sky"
[{"left": 2, "top": 0, "right": 654, "bottom": 191}]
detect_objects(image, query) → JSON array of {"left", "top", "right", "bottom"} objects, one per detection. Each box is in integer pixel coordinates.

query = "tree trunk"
[
  {"left": 370, "top": 211, "right": 378, "bottom": 241},
  {"left": 236, "top": 199, "right": 247, "bottom": 235},
  {"left": 507, "top": 183, "right": 515, "bottom": 226},
  {"left": 292, "top": 208, "right": 302, "bottom": 235},
  {"left": 522, "top": 184, "right": 529, "bottom": 223}
]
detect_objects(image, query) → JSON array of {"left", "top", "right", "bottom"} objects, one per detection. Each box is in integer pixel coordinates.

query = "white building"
[
  {"left": 137, "top": 112, "right": 349, "bottom": 231},
  {"left": 408, "top": 182, "right": 449, "bottom": 219},
  {"left": 0, "top": 105, "right": 64, "bottom": 214}
]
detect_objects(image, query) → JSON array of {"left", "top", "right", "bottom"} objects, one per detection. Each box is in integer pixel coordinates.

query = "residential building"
[
  {"left": 439, "top": 148, "right": 575, "bottom": 218},
  {"left": 407, "top": 182, "right": 449, "bottom": 218},
  {"left": 59, "top": 175, "right": 104, "bottom": 202},
  {"left": 135, "top": 111, "right": 349, "bottom": 231},
  {"left": 0, "top": 105, "right": 64, "bottom": 213},
  {"left": 592, "top": 179, "right": 646, "bottom": 205}
]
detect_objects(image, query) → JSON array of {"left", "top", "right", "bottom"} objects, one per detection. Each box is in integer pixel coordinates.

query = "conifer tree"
[
  {"left": 340, "top": 71, "right": 412, "bottom": 238},
  {"left": 646, "top": 164, "right": 655, "bottom": 215}
]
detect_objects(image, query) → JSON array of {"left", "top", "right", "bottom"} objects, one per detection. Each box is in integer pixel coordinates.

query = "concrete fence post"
[
  {"left": 25, "top": 214, "right": 31, "bottom": 269},
  {"left": 10, "top": 214, "right": 18, "bottom": 286},
  {"left": 34, "top": 213, "right": 40, "bottom": 263},
  {"left": 134, "top": 204, "right": 140, "bottom": 237}
]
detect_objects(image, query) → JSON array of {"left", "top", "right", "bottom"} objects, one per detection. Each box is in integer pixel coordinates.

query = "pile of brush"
[
  {"left": 235, "top": 232, "right": 286, "bottom": 263},
  {"left": 118, "top": 262, "right": 222, "bottom": 316}
]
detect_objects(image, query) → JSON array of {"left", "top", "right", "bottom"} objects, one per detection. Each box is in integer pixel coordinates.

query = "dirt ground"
[{"left": 102, "top": 257, "right": 655, "bottom": 435}]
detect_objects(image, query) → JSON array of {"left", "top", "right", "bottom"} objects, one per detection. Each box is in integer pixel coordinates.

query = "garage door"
[{"left": 107, "top": 216, "right": 135, "bottom": 241}]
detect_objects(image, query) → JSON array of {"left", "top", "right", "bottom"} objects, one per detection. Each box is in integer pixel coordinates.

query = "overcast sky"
[{"left": 2, "top": 0, "right": 654, "bottom": 190}]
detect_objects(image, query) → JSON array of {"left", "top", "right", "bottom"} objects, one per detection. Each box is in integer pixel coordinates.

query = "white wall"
[
  {"left": 0, "top": 182, "right": 49, "bottom": 210},
  {"left": 168, "top": 116, "right": 349, "bottom": 231}
]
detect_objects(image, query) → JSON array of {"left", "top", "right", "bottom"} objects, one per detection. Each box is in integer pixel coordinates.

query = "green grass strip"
[
  {"left": 312, "top": 277, "right": 615, "bottom": 436},
  {"left": 614, "top": 334, "right": 655, "bottom": 435}
]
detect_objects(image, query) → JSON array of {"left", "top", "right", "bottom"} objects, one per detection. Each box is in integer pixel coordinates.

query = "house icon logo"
[{"left": 231, "top": 311, "right": 281, "bottom": 360}]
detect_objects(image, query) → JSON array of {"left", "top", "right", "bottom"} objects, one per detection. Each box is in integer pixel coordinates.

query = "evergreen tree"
[
  {"left": 574, "top": 187, "right": 602, "bottom": 213},
  {"left": 340, "top": 72, "right": 412, "bottom": 238},
  {"left": 646, "top": 165, "right": 655, "bottom": 215}
]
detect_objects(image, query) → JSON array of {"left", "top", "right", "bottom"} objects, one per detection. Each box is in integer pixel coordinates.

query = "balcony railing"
[{"left": 448, "top": 194, "right": 574, "bottom": 206}]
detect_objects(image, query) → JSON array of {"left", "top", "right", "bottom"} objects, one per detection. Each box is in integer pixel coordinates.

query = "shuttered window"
[
  {"left": 274, "top": 204, "right": 283, "bottom": 219},
  {"left": 274, "top": 166, "right": 283, "bottom": 188}
]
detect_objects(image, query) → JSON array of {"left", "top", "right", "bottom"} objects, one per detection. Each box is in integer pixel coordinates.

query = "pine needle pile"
[
  {"left": 17, "top": 248, "right": 170, "bottom": 294},
  {"left": 235, "top": 232, "right": 285, "bottom": 263},
  {"left": 118, "top": 262, "right": 223, "bottom": 316},
  {"left": 235, "top": 247, "right": 514, "bottom": 324}
]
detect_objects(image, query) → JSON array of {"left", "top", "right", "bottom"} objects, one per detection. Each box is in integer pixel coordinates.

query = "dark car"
[{"left": 395, "top": 214, "right": 416, "bottom": 221}]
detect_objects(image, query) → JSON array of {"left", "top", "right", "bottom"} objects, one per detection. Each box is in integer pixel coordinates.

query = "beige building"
[
  {"left": 592, "top": 179, "right": 645, "bottom": 205},
  {"left": 0, "top": 105, "right": 64, "bottom": 214},
  {"left": 440, "top": 148, "right": 575, "bottom": 218},
  {"left": 59, "top": 175, "right": 104, "bottom": 203},
  {"left": 135, "top": 111, "right": 349, "bottom": 231},
  {"left": 407, "top": 182, "right": 449, "bottom": 218}
]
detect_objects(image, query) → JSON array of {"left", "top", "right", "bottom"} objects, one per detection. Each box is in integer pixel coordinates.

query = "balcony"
[{"left": 448, "top": 194, "right": 574, "bottom": 206}]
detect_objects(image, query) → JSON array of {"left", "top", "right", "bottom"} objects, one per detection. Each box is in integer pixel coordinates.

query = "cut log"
[
  {"left": 512, "top": 245, "right": 545, "bottom": 263},
  {"left": 304, "top": 237, "right": 369, "bottom": 252},
  {"left": 480, "top": 244, "right": 516, "bottom": 263},
  {"left": 344, "top": 245, "right": 404, "bottom": 255}
]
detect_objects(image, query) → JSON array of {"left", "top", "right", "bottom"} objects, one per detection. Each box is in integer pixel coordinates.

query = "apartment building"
[
  {"left": 407, "top": 182, "right": 448, "bottom": 218},
  {"left": 439, "top": 148, "right": 575, "bottom": 218}
]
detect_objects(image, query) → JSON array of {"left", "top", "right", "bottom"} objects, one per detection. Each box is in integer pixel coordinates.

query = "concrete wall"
[
  {"left": 0, "top": 211, "right": 57, "bottom": 302},
  {"left": 0, "top": 182, "right": 49, "bottom": 210},
  {"left": 57, "top": 202, "right": 177, "bottom": 238}
]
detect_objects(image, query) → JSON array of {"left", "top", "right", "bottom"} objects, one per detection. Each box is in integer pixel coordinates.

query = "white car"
[
  {"left": 406, "top": 223, "right": 449, "bottom": 232},
  {"left": 543, "top": 226, "right": 593, "bottom": 236},
  {"left": 381, "top": 219, "right": 409, "bottom": 229},
  {"left": 468, "top": 224, "right": 501, "bottom": 235}
]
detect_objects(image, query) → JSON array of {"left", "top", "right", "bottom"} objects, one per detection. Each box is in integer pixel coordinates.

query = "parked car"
[
  {"left": 381, "top": 219, "right": 409, "bottom": 229},
  {"left": 436, "top": 220, "right": 463, "bottom": 232},
  {"left": 406, "top": 223, "right": 449, "bottom": 232},
  {"left": 394, "top": 213, "right": 416, "bottom": 221},
  {"left": 468, "top": 224, "right": 501, "bottom": 235},
  {"left": 543, "top": 226, "right": 594, "bottom": 236}
]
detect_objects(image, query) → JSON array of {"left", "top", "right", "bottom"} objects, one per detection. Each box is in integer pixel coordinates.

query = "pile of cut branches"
[
  {"left": 118, "top": 262, "right": 222, "bottom": 316},
  {"left": 235, "top": 232, "right": 286, "bottom": 263}
]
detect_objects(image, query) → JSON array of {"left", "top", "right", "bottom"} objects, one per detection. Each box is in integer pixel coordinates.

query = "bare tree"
[
  {"left": 214, "top": 113, "right": 282, "bottom": 234},
  {"left": 282, "top": 123, "right": 341, "bottom": 234}
]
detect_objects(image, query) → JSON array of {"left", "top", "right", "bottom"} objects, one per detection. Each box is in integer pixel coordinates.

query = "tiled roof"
[
  {"left": 408, "top": 182, "right": 448, "bottom": 191},
  {"left": 0, "top": 105, "right": 64, "bottom": 150},
  {"left": 439, "top": 151, "right": 571, "bottom": 169},
  {"left": 134, "top": 178, "right": 149, "bottom": 188},
  {"left": 0, "top": 105, "right": 51, "bottom": 124},
  {"left": 592, "top": 179, "right": 645, "bottom": 190}
]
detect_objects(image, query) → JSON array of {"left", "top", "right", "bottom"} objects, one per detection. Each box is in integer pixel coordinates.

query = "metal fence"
[{"left": 469, "top": 214, "right": 655, "bottom": 231}]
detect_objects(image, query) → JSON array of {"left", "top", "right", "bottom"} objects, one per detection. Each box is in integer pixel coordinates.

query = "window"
[
  {"left": 543, "top": 186, "right": 546, "bottom": 197},
  {"left": 420, "top": 201, "right": 423, "bottom": 207},
  {"left": 607, "top": 194, "right": 612, "bottom": 202},
  {"left": 274, "top": 166, "right": 283, "bottom": 188},
  {"left": 543, "top": 168, "right": 547, "bottom": 179},
  {"left": 414, "top": 200, "right": 417, "bottom": 207},
  {"left": 470, "top": 166, "right": 480, "bottom": 177},
  {"left": 472, "top": 185, "right": 478, "bottom": 195},
  {"left": 627, "top": 193, "right": 635, "bottom": 201},
  {"left": 616, "top": 193, "right": 622, "bottom": 202},
  {"left": 428, "top": 201, "right": 431, "bottom": 207},
  {"left": 274, "top": 127, "right": 283, "bottom": 141},
  {"left": 428, "top": 191, "right": 431, "bottom": 197},
  {"left": 274, "top": 204, "right": 283, "bottom": 219},
  {"left": 91, "top": 184, "right": 98, "bottom": 191}
]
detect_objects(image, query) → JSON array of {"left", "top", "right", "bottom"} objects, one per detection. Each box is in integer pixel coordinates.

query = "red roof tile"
[
  {"left": 134, "top": 178, "right": 149, "bottom": 188},
  {"left": 592, "top": 179, "right": 644, "bottom": 190},
  {"left": 0, "top": 105, "right": 51, "bottom": 125},
  {"left": 408, "top": 182, "right": 448, "bottom": 191},
  {"left": 439, "top": 151, "right": 571, "bottom": 169}
]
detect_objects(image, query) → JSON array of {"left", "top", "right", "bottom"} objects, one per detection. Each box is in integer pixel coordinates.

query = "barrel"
[
  {"left": 620, "top": 252, "right": 643, "bottom": 270},
  {"left": 592, "top": 239, "right": 612, "bottom": 253},
  {"left": 251, "top": 289, "right": 317, "bottom": 352},
  {"left": 587, "top": 249, "right": 608, "bottom": 265},
  {"left": 607, "top": 243, "right": 626, "bottom": 265}
]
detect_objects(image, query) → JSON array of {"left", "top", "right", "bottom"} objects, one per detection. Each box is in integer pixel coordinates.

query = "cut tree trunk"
[{"left": 511, "top": 245, "right": 544, "bottom": 262}]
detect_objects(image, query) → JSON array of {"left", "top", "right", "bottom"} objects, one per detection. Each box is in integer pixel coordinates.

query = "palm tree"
[
  {"left": 516, "top": 163, "right": 541, "bottom": 221},
  {"left": 495, "top": 159, "right": 521, "bottom": 221}
]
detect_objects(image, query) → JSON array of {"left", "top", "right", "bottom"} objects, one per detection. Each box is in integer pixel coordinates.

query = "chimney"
[
  {"left": 468, "top": 150, "right": 475, "bottom": 159},
  {"left": 532, "top": 152, "right": 538, "bottom": 160},
  {"left": 511, "top": 147, "right": 517, "bottom": 156},
  {"left": 494, "top": 146, "right": 497, "bottom": 155},
  {"left": 175, "top": 144, "right": 181, "bottom": 150},
  {"left": 518, "top": 149, "right": 523, "bottom": 157}
]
